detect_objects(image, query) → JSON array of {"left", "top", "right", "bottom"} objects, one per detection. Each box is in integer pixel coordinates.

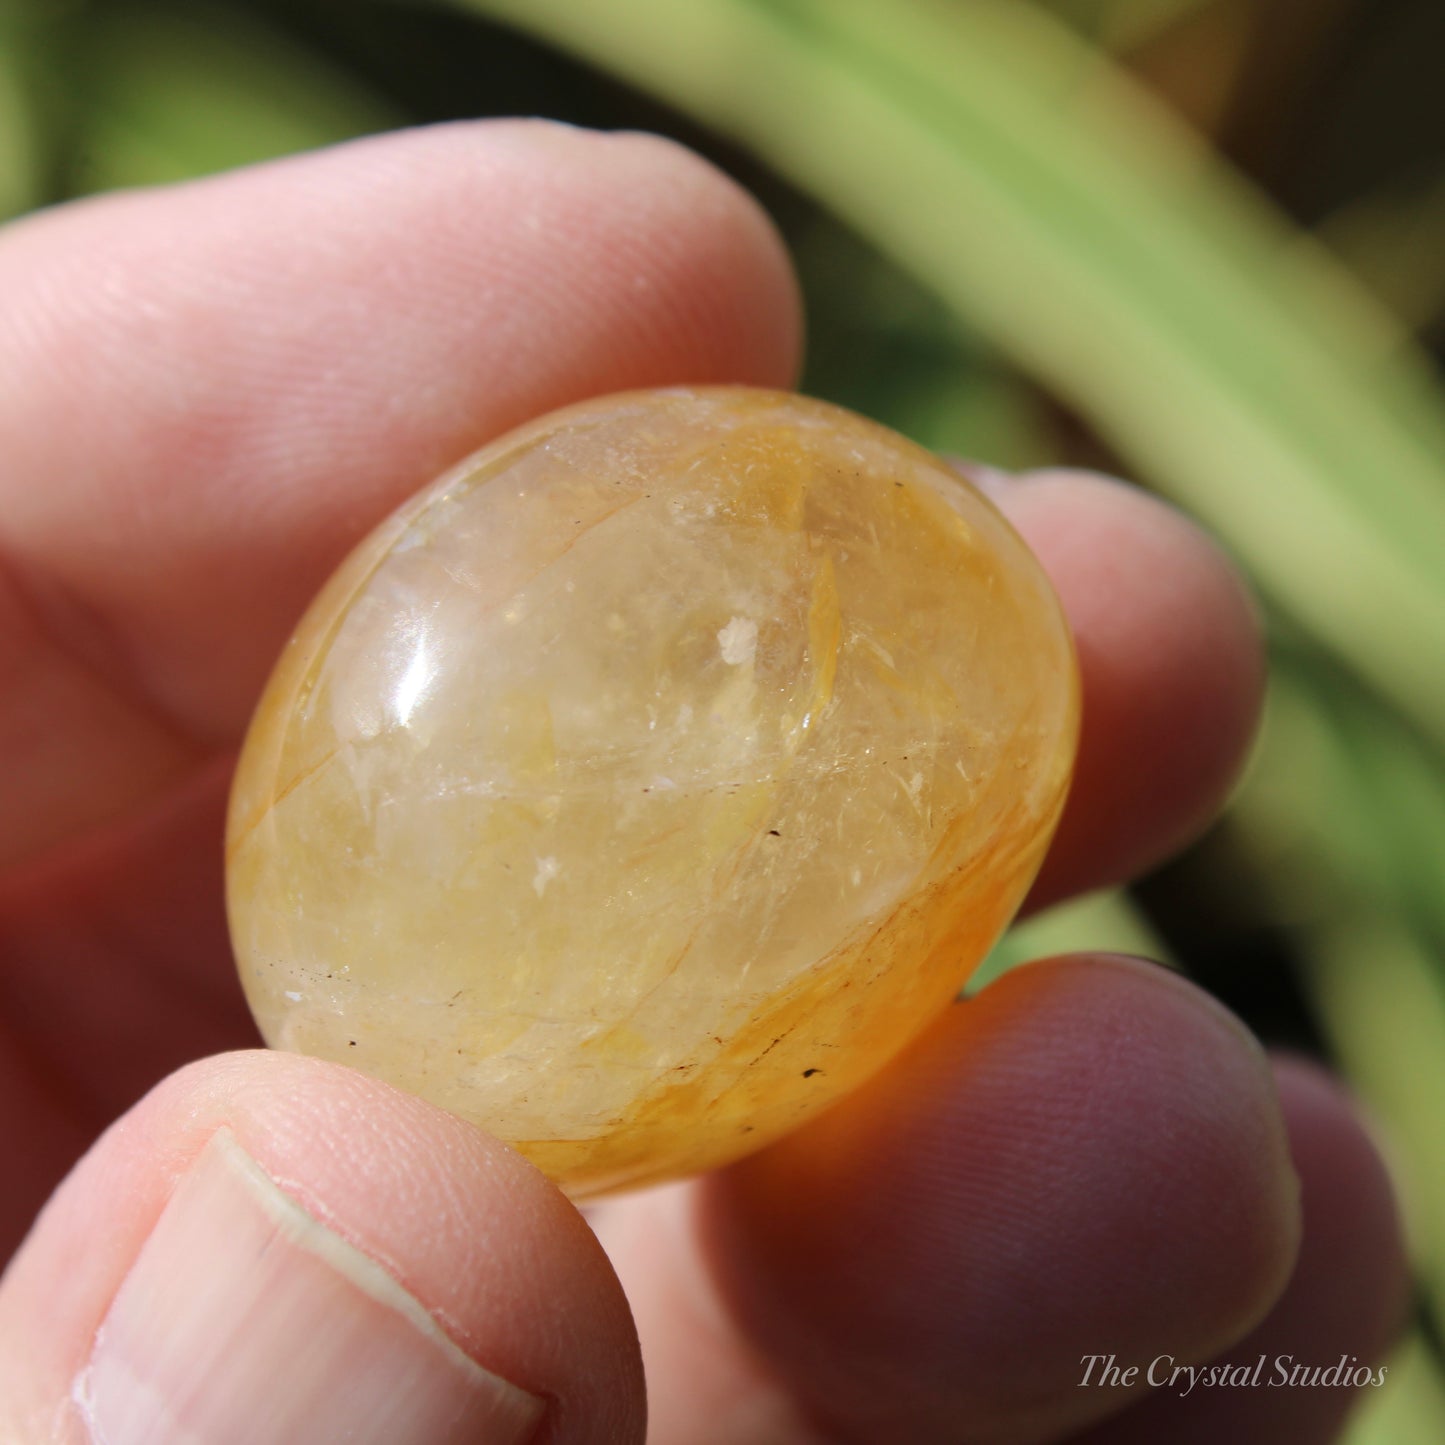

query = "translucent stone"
[{"left": 226, "top": 388, "right": 1078, "bottom": 1196}]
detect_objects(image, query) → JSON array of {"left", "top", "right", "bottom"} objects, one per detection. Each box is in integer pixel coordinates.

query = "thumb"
[{"left": 0, "top": 1050, "right": 643, "bottom": 1444}]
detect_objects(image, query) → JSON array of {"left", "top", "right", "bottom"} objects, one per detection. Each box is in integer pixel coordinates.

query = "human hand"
[{"left": 0, "top": 122, "right": 1407, "bottom": 1443}]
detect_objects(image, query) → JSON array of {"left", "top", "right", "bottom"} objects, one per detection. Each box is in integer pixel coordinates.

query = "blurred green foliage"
[{"left": 5, "top": 0, "right": 1445, "bottom": 1434}]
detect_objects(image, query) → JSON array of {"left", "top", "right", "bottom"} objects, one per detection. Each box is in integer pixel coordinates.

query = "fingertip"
[
  {"left": 588, "top": 126, "right": 805, "bottom": 390},
  {"left": 697, "top": 953, "right": 1298, "bottom": 1443},
  {"left": 0, "top": 1050, "right": 644, "bottom": 1444},
  {"left": 993, "top": 470, "right": 1267, "bottom": 906}
]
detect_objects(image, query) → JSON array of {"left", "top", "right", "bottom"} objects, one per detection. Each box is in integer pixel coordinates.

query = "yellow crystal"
[{"left": 226, "top": 388, "right": 1078, "bottom": 1196}]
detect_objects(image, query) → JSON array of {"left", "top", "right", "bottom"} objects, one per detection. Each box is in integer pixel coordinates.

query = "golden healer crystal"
[{"left": 226, "top": 388, "right": 1079, "bottom": 1196}]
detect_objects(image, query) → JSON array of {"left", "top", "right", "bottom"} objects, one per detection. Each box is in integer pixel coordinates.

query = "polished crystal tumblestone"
[{"left": 226, "top": 388, "right": 1078, "bottom": 1196}]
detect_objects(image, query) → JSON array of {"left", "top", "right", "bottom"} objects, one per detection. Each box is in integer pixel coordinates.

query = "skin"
[{"left": 0, "top": 122, "right": 1409, "bottom": 1442}]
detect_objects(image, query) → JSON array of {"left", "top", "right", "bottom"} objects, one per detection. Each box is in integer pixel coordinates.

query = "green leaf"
[
  {"left": 790, "top": 211, "right": 1053, "bottom": 464},
  {"left": 1234, "top": 658, "right": 1445, "bottom": 1335},
  {"left": 0, "top": 4, "right": 54, "bottom": 219},
  {"left": 71, "top": 2, "right": 400, "bottom": 194},
  {"left": 1343, "top": 1334, "right": 1445, "bottom": 1445},
  {"left": 1303, "top": 915, "right": 1445, "bottom": 1333},
  {"left": 0, "top": 52, "right": 39, "bottom": 219}
]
